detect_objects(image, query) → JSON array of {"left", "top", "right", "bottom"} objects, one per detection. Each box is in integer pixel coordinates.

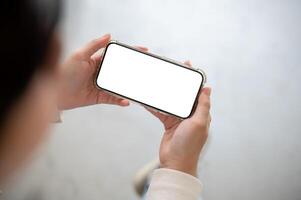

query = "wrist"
[{"left": 160, "top": 161, "right": 198, "bottom": 177}]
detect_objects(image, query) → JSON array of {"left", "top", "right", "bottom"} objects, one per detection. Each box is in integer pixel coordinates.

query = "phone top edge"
[{"left": 107, "top": 40, "right": 207, "bottom": 82}]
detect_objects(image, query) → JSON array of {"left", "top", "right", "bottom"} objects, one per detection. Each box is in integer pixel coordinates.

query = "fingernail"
[
  {"left": 204, "top": 87, "right": 211, "bottom": 96},
  {"left": 137, "top": 46, "right": 148, "bottom": 51},
  {"left": 102, "top": 33, "right": 111, "bottom": 39}
]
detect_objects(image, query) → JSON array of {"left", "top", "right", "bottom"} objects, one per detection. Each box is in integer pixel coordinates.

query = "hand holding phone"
[
  {"left": 95, "top": 40, "right": 211, "bottom": 177},
  {"left": 148, "top": 86, "right": 211, "bottom": 177},
  {"left": 96, "top": 41, "right": 206, "bottom": 119},
  {"left": 58, "top": 34, "right": 132, "bottom": 110}
]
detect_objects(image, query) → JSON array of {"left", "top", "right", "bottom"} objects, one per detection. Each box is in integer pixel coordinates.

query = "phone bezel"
[{"left": 95, "top": 40, "right": 206, "bottom": 119}]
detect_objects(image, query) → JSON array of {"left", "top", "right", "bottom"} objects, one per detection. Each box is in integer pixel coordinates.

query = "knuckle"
[
  {"left": 90, "top": 38, "right": 99, "bottom": 45},
  {"left": 72, "top": 49, "right": 84, "bottom": 59},
  {"left": 202, "top": 99, "right": 211, "bottom": 109},
  {"left": 191, "top": 119, "right": 207, "bottom": 129}
]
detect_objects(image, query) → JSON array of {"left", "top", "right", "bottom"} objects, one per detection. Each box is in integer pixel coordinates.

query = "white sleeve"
[{"left": 145, "top": 168, "right": 202, "bottom": 200}]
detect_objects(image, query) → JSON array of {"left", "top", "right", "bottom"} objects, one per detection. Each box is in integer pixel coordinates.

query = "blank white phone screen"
[{"left": 96, "top": 43, "right": 204, "bottom": 118}]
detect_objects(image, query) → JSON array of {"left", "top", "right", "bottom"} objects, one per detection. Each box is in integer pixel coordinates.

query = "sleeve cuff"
[{"left": 146, "top": 168, "right": 202, "bottom": 200}]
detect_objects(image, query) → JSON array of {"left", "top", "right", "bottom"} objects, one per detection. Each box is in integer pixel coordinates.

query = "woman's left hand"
[{"left": 58, "top": 34, "right": 146, "bottom": 110}]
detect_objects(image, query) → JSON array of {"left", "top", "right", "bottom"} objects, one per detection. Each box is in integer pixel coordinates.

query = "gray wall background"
[{"left": 7, "top": 0, "right": 301, "bottom": 200}]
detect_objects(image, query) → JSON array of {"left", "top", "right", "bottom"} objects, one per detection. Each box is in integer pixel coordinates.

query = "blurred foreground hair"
[{"left": 0, "top": 0, "right": 61, "bottom": 129}]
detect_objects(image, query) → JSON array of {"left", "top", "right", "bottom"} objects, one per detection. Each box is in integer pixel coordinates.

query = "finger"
[
  {"left": 119, "top": 99, "right": 130, "bottom": 107},
  {"left": 145, "top": 107, "right": 165, "bottom": 120},
  {"left": 91, "top": 49, "right": 104, "bottom": 67},
  {"left": 107, "top": 95, "right": 130, "bottom": 106},
  {"left": 79, "top": 34, "right": 111, "bottom": 59},
  {"left": 108, "top": 97, "right": 130, "bottom": 107},
  {"left": 144, "top": 107, "right": 181, "bottom": 130},
  {"left": 192, "top": 87, "right": 211, "bottom": 121},
  {"left": 144, "top": 106, "right": 172, "bottom": 124},
  {"left": 184, "top": 60, "right": 192, "bottom": 67},
  {"left": 97, "top": 91, "right": 130, "bottom": 106},
  {"left": 135, "top": 46, "right": 148, "bottom": 52}
]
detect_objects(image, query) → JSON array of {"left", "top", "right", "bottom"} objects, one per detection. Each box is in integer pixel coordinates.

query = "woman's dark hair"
[{"left": 0, "top": 0, "right": 61, "bottom": 127}]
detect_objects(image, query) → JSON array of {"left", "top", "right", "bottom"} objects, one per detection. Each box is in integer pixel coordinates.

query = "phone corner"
[
  {"left": 196, "top": 68, "right": 207, "bottom": 85},
  {"left": 107, "top": 40, "right": 118, "bottom": 46}
]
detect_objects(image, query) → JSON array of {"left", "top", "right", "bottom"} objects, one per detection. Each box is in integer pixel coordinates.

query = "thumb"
[{"left": 192, "top": 87, "right": 211, "bottom": 122}]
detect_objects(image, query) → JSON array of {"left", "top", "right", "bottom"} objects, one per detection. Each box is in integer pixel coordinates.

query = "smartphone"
[{"left": 95, "top": 41, "right": 206, "bottom": 119}]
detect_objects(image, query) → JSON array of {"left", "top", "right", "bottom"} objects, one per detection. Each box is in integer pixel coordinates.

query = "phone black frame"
[{"left": 95, "top": 41, "right": 205, "bottom": 119}]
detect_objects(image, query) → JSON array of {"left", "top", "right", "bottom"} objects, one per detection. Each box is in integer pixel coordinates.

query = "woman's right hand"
[{"left": 148, "top": 64, "right": 211, "bottom": 177}]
